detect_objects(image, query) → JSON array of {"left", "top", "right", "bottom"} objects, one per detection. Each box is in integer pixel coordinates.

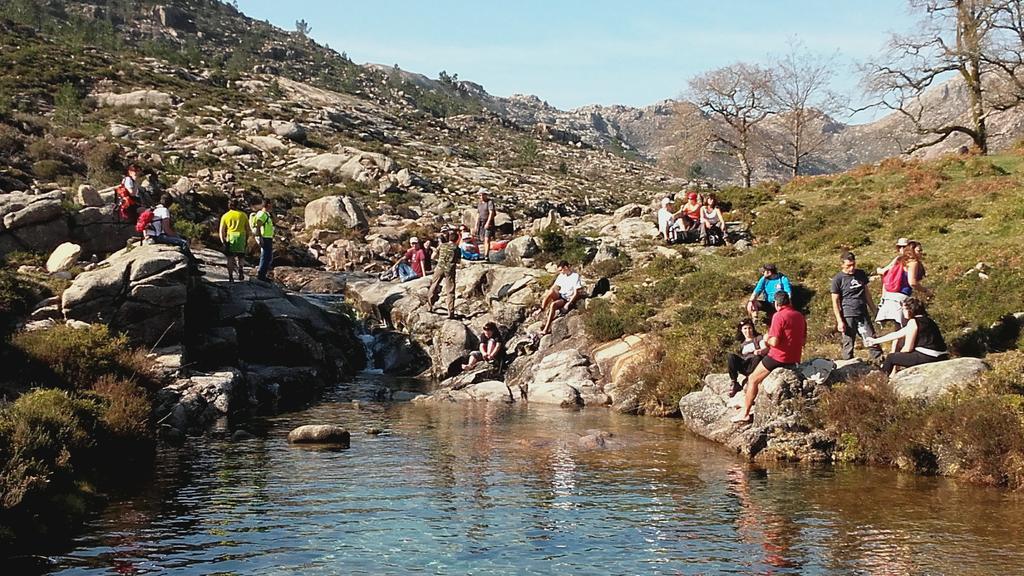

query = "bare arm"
[
  {"left": 831, "top": 293, "right": 845, "bottom": 332},
  {"left": 877, "top": 256, "right": 898, "bottom": 275},
  {"left": 867, "top": 320, "right": 916, "bottom": 347}
]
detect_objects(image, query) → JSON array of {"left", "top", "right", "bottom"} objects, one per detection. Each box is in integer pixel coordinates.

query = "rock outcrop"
[
  {"left": 890, "top": 357, "right": 990, "bottom": 402},
  {"left": 0, "top": 191, "right": 68, "bottom": 258},
  {"left": 304, "top": 195, "right": 369, "bottom": 230},
  {"left": 62, "top": 244, "right": 191, "bottom": 345}
]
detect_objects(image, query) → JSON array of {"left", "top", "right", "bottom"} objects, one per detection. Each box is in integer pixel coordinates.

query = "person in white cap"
[
  {"left": 390, "top": 236, "right": 428, "bottom": 282},
  {"left": 657, "top": 197, "right": 676, "bottom": 242}
]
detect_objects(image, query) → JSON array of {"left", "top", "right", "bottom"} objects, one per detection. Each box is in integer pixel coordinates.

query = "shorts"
[
  {"left": 477, "top": 223, "right": 495, "bottom": 240},
  {"left": 760, "top": 356, "right": 794, "bottom": 372},
  {"left": 224, "top": 234, "right": 246, "bottom": 255}
]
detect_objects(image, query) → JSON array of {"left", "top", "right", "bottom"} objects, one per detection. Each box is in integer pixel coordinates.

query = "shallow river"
[{"left": 43, "top": 374, "right": 1024, "bottom": 575}]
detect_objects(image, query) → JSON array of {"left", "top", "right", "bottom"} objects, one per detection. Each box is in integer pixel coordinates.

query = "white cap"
[
  {"left": 409, "top": 236, "right": 420, "bottom": 245},
  {"left": 661, "top": 197, "right": 672, "bottom": 206},
  {"left": 896, "top": 237, "right": 909, "bottom": 247}
]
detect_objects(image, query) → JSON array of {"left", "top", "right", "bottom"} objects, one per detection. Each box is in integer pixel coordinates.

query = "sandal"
[{"left": 730, "top": 413, "right": 753, "bottom": 424}]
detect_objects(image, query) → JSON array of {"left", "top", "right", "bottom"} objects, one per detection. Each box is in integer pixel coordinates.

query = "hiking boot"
[{"left": 728, "top": 381, "right": 742, "bottom": 398}]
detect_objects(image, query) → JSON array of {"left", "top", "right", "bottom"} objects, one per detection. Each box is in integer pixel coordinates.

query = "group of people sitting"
[
  {"left": 725, "top": 239, "right": 949, "bottom": 424},
  {"left": 658, "top": 191, "right": 729, "bottom": 246}
]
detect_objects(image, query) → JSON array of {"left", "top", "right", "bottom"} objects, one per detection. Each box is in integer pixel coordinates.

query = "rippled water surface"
[{"left": 43, "top": 375, "right": 1024, "bottom": 575}]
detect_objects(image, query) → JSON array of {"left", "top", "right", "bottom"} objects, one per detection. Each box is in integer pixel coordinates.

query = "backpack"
[
  {"left": 135, "top": 208, "right": 155, "bottom": 233},
  {"left": 882, "top": 261, "right": 905, "bottom": 293}
]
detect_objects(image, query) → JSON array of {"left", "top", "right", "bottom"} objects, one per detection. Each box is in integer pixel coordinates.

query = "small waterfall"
[{"left": 358, "top": 332, "right": 384, "bottom": 375}]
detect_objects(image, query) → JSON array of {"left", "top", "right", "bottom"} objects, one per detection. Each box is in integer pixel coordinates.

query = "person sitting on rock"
[
  {"left": 864, "top": 297, "right": 949, "bottom": 377},
  {"left": 427, "top": 227, "right": 461, "bottom": 318},
  {"left": 462, "top": 322, "right": 505, "bottom": 371},
  {"left": 539, "top": 260, "right": 584, "bottom": 335},
  {"left": 730, "top": 290, "right": 806, "bottom": 424},
  {"left": 673, "top": 191, "right": 702, "bottom": 241},
  {"left": 699, "top": 193, "right": 728, "bottom": 246},
  {"left": 391, "top": 236, "right": 427, "bottom": 282},
  {"left": 144, "top": 193, "right": 199, "bottom": 266},
  {"left": 657, "top": 197, "right": 677, "bottom": 243},
  {"left": 746, "top": 263, "right": 791, "bottom": 324},
  {"left": 726, "top": 319, "right": 769, "bottom": 398},
  {"left": 219, "top": 197, "right": 249, "bottom": 282},
  {"left": 459, "top": 231, "right": 484, "bottom": 261}
]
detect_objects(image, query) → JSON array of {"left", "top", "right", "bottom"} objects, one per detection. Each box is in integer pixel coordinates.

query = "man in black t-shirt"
[{"left": 830, "top": 252, "right": 883, "bottom": 361}]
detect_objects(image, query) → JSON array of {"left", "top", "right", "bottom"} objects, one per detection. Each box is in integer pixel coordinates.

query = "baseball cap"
[
  {"left": 896, "top": 237, "right": 909, "bottom": 247},
  {"left": 661, "top": 197, "right": 672, "bottom": 206},
  {"left": 688, "top": 192, "right": 698, "bottom": 201},
  {"left": 409, "top": 236, "right": 420, "bottom": 245}
]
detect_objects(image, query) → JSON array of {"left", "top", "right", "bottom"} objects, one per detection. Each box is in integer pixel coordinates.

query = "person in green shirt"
[
  {"left": 249, "top": 198, "right": 275, "bottom": 282},
  {"left": 219, "top": 197, "right": 249, "bottom": 282}
]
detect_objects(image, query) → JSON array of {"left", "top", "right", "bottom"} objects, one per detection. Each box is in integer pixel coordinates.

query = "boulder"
[
  {"left": 274, "top": 121, "right": 307, "bottom": 143},
  {"left": 521, "top": 349, "right": 595, "bottom": 407},
  {"left": 298, "top": 149, "right": 397, "bottom": 181},
  {"left": 0, "top": 191, "right": 67, "bottom": 257},
  {"left": 413, "top": 380, "right": 514, "bottom": 404},
  {"left": 678, "top": 363, "right": 831, "bottom": 460},
  {"left": 94, "top": 90, "right": 173, "bottom": 108},
  {"left": 70, "top": 206, "right": 135, "bottom": 255},
  {"left": 505, "top": 235, "right": 539, "bottom": 260},
  {"left": 890, "top": 357, "right": 990, "bottom": 402},
  {"left": 155, "top": 368, "right": 243, "bottom": 433},
  {"left": 370, "top": 331, "right": 430, "bottom": 375},
  {"left": 304, "top": 195, "right": 369, "bottom": 230},
  {"left": 431, "top": 320, "right": 473, "bottom": 378},
  {"left": 76, "top": 184, "right": 103, "bottom": 207},
  {"left": 45, "top": 242, "right": 81, "bottom": 273},
  {"left": 62, "top": 244, "right": 191, "bottom": 345},
  {"left": 155, "top": 5, "right": 195, "bottom": 30},
  {"left": 288, "top": 424, "right": 351, "bottom": 445}
]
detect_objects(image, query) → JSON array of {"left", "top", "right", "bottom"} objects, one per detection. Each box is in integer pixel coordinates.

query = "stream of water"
[{"left": 40, "top": 373, "right": 1024, "bottom": 575}]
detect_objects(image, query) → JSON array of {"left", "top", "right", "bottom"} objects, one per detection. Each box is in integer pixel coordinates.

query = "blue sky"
[{"left": 236, "top": 0, "right": 917, "bottom": 124}]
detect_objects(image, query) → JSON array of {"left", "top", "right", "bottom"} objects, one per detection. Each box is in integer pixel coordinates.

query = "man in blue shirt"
[{"left": 746, "top": 263, "right": 792, "bottom": 324}]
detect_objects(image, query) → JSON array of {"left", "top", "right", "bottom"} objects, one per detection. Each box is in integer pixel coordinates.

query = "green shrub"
[
  {"left": 583, "top": 299, "right": 629, "bottom": 342},
  {"left": 0, "top": 124, "right": 22, "bottom": 156},
  {"left": 0, "top": 389, "right": 102, "bottom": 510},
  {"left": 31, "top": 159, "right": 70, "bottom": 180},
  {"left": 586, "top": 256, "right": 628, "bottom": 278},
  {"left": 26, "top": 138, "right": 58, "bottom": 161},
  {"left": 84, "top": 141, "right": 122, "bottom": 184},
  {"left": 91, "top": 375, "right": 152, "bottom": 441},
  {"left": 10, "top": 325, "right": 139, "bottom": 391},
  {"left": 536, "top": 225, "right": 592, "bottom": 266},
  {"left": 0, "top": 270, "right": 39, "bottom": 336},
  {"left": 53, "top": 82, "right": 83, "bottom": 128}
]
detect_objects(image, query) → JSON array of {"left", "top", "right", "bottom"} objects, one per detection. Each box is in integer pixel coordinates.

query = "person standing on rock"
[
  {"left": 730, "top": 290, "right": 806, "bottom": 424},
  {"left": 830, "top": 251, "right": 883, "bottom": 362},
  {"left": 475, "top": 188, "right": 496, "bottom": 259},
  {"left": 115, "top": 164, "right": 142, "bottom": 222},
  {"left": 427, "top": 227, "right": 461, "bottom": 318},
  {"left": 249, "top": 198, "right": 275, "bottom": 283},
  {"left": 539, "top": 260, "right": 584, "bottom": 335},
  {"left": 219, "top": 197, "right": 249, "bottom": 282}
]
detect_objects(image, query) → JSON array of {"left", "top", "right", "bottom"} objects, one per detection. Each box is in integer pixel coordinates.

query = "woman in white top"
[
  {"left": 657, "top": 197, "right": 676, "bottom": 242},
  {"left": 726, "top": 319, "right": 768, "bottom": 397},
  {"left": 699, "top": 194, "right": 727, "bottom": 246}
]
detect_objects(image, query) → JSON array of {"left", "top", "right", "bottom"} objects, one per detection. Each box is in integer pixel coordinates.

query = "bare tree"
[
  {"left": 687, "top": 63, "right": 774, "bottom": 187},
  {"left": 863, "top": 0, "right": 1024, "bottom": 155},
  {"left": 766, "top": 42, "right": 847, "bottom": 177}
]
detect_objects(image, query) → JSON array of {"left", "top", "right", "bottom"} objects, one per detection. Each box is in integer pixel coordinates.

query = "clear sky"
[{"left": 236, "top": 0, "right": 917, "bottom": 124}]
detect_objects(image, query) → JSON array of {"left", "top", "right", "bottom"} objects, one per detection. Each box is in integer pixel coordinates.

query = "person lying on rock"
[
  {"left": 726, "top": 319, "right": 769, "bottom": 398},
  {"left": 390, "top": 236, "right": 428, "bottom": 282},
  {"left": 463, "top": 322, "right": 505, "bottom": 371},
  {"left": 864, "top": 297, "right": 949, "bottom": 377},
  {"left": 730, "top": 290, "right": 806, "bottom": 424},
  {"left": 746, "top": 263, "right": 791, "bottom": 325},
  {"left": 539, "top": 260, "right": 584, "bottom": 335}
]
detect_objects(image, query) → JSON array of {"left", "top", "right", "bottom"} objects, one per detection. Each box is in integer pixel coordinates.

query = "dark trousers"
[
  {"left": 427, "top": 265, "right": 457, "bottom": 314},
  {"left": 841, "top": 314, "right": 882, "bottom": 360},
  {"left": 882, "top": 351, "right": 947, "bottom": 375},
  {"left": 727, "top": 353, "right": 761, "bottom": 383},
  {"left": 257, "top": 237, "right": 273, "bottom": 280}
]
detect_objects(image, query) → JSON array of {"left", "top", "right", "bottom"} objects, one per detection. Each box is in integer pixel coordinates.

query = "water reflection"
[{"left": 38, "top": 378, "right": 1024, "bottom": 575}]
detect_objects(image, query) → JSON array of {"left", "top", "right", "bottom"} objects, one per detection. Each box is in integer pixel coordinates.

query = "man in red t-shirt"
[
  {"left": 391, "top": 236, "right": 427, "bottom": 282},
  {"left": 731, "top": 290, "right": 806, "bottom": 423}
]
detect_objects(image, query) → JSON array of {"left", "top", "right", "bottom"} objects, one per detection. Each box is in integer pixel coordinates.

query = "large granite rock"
[
  {"left": 431, "top": 320, "right": 473, "bottom": 379},
  {"left": 94, "top": 90, "right": 173, "bottom": 108},
  {"left": 46, "top": 242, "right": 81, "bottom": 273},
  {"left": 304, "top": 195, "right": 368, "bottom": 230},
  {"left": 156, "top": 368, "right": 243, "bottom": 433},
  {"left": 70, "top": 205, "right": 136, "bottom": 255},
  {"left": 890, "top": 357, "right": 990, "bottom": 402},
  {"left": 678, "top": 360, "right": 840, "bottom": 460},
  {"left": 297, "top": 148, "right": 397, "bottom": 182},
  {"left": 414, "top": 380, "right": 514, "bottom": 404},
  {"left": 62, "top": 244, "right": 191, "bottom": 345},
  {"left": 0, "top": 191, "right": 68, "bottom": 257}
]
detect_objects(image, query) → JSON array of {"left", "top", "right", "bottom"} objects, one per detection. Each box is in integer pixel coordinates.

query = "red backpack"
[
  {"left": 135, "top": 208, "right": 155, "bottom": 233},
  {"left": 882, "top": 260, "right": 905, "bottom": 293}
]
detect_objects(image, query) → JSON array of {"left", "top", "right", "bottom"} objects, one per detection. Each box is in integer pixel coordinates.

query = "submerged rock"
[{"left": 288, "top": 424, "right": 351, "bottom": 445}]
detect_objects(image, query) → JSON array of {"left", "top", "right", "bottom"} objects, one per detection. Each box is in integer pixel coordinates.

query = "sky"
[{"left": 236, "top": 0, "right": 918, "bottom": 124}]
